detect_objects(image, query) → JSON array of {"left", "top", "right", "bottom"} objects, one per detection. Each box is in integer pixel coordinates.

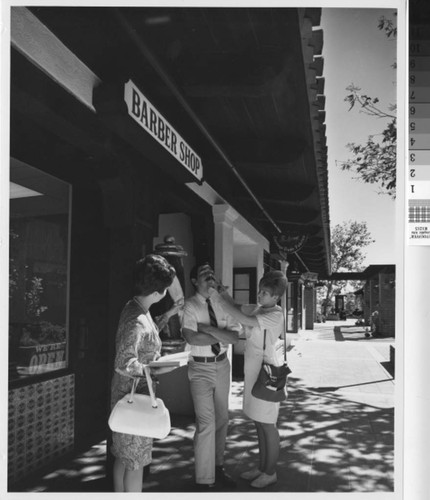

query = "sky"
[{"left": 320, "top": 8, "right": 398, "bottom": 267}]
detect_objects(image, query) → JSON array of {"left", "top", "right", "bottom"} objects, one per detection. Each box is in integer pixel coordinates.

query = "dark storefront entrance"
[{"left": 8, "top": 46, "right": 214, "bottom": 485}]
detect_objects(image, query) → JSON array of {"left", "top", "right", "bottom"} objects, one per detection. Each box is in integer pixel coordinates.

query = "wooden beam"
[{"left": 11, "top": 7, "right": 101, "bottom": 111}]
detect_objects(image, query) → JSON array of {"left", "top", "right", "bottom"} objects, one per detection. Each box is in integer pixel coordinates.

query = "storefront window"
[
  {"left": 233, "top": 268, "right": 257, "bottom": 304},
  {"left": 9, "top": 159, "right": 70, "bottom": 382}
]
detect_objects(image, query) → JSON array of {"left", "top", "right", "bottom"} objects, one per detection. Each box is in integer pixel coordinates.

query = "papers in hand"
[{"left": 148, "top": 350, "right": 190, "bottom": 368}]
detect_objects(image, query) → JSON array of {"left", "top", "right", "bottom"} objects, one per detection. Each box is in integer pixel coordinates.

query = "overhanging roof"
[{"left": 14, "top": 6, "right": 331, "bottom": 276}]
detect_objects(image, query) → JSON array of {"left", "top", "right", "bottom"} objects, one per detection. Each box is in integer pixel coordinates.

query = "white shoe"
[
  {"left": 240, "top": 468, "right": 262, "bottom": 480},
  {"left": 250, "top": 472, "right": 277, "bottom": 488}
]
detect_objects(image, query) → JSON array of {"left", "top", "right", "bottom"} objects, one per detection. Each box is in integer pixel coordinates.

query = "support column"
[
  {"left": 256, "top": 247, "right": 266, "bottom": 282},
  {"left": 212, "top": 205, "right": 238, "bottom": 290},
  {"left": 279, "top": 260, "right": 289, "bottom": 317},
  {"left": 212, "top": 205, "right": 238, "bottom": 380},
  {"left": 304, "top": 285, "right": 315, "bottom": 330}
]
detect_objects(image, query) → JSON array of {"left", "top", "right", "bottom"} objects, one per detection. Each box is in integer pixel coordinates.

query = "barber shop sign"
[{"left": 124, "top": 80, "right": 203, "bottom": 182}]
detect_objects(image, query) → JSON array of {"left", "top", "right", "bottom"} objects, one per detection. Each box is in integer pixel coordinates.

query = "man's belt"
[{"left": 192, "top": 351, "right": 227, "bottom": 363}]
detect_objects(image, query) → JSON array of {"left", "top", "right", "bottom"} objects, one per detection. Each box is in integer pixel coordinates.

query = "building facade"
[{"left": 7, "top": 6, "right": 330, "bottom": 486}]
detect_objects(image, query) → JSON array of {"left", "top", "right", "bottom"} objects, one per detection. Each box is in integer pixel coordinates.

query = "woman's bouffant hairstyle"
[
  {"left": 259, "top": 270, "right": 287, "bottom": 297},
  {"left": 134, "top": 254, "right": 176, "bottom": 296}
]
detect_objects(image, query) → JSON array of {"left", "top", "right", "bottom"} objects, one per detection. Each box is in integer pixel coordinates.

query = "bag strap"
[
  {"left": 127, "top": 377, "right": 139, "bottom": 403},
  {"left": 143, "top": 365, "right": 158, "bottom": 408},
  {"left": 127, "top": 366, "right": 158, "bottom": 409},
  {"left": 263, "top": 312, "right": 288, "bottom": 364},
  {"left": 282, "top": 310, "right": 287, "bottom": 364}
]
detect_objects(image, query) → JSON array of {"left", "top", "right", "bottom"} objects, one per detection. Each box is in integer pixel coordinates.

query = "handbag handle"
[
  {"left": 144, "top": 365, "right": 158, "bottom": 408},
  {"left": 127, "top": 365, "right": 158, "bottom": 408}
]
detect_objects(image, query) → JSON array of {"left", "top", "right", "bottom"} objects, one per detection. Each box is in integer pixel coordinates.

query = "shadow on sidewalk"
[
  {"left": 11, "top": 347, "right": 395, "bottom": 493},
  {"left": 142, "top": 377, "right": 394, "bottom": 493},
  {"left": 307, "top": 378, "right": 394, "bottom": 393}
]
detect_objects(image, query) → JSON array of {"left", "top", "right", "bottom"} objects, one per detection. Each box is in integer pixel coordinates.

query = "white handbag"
[{"left": 109, "top": 366, "right": 171, "bottom": 439}]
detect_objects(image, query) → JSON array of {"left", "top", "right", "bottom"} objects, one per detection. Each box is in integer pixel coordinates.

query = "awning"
[{"left": 25, "top": 6, "right": 332, "bottom": 276}]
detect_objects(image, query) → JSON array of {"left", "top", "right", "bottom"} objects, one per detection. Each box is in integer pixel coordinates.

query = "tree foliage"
[
  {"left": 378, "top": 14, "right": 397, "bottom": 44},
  {"left": 339, "top": 14, "right": 397, "bottom": 199},
  {"left": 331, "top": 220, "right": 374, "bottom": 271},
  {"left": 318, "top": 221, "right": 374, "bottom": 315}
]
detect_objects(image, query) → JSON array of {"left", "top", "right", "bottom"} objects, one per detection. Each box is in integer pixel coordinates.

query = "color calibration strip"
[{"left": 409, "top": 23, "right": 430, "bottom": 243}]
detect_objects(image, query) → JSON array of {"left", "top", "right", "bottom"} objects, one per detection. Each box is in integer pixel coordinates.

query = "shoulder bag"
[
  {"left": 109, "top": 365, "right": 171, "bottom": 439},
  {"left": 251, "top": 325, "right": 292, "bottom": 403}
]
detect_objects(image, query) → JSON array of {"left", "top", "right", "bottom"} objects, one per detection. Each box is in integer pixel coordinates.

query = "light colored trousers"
[{"left": 188, "top": 357, "right": 230, "bottom": 484}]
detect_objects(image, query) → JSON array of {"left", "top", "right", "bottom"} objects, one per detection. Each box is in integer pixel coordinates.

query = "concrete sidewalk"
[{"left": 11, "top": 320, "right": 395, "bottom": 493}]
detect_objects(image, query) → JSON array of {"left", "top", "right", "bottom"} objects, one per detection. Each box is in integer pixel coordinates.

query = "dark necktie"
[{"left": 206, "top": 298, "right": 220, "bottom": 356}]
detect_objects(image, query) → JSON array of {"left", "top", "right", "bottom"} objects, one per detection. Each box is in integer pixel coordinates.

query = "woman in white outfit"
[{"left": 213, "top": 270, "right": 287, "bottom": 488}]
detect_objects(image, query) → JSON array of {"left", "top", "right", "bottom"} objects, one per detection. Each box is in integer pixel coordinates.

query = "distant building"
[
  {"left": 362, "top": 265, "right": 396, "bottom": 336},
  {"left": 329, "top": 265, "right": 396, "bottom": 336}
]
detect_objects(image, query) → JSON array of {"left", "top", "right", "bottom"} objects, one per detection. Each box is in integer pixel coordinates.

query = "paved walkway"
[{"left": 12, "top": 320, "right": 395, "bottom": 493}]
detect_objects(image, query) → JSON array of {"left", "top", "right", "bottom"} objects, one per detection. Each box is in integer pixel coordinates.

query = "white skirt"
[{"left": 243, "top": 352, "right": 280, "bottom": 424}]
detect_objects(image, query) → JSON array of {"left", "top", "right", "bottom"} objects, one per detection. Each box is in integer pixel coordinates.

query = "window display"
[{"left": 9, "top": 159, "right": 70, "bottom": 382}]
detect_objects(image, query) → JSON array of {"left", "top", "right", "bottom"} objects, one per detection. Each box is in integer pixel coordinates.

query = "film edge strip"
[{"left": 408, "top": 18, "right": 430, "bottom": 244}]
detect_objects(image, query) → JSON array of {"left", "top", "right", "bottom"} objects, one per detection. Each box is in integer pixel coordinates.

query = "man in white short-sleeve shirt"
[{"left": 182, "top": 262, "right": 240, "bottom": 490}]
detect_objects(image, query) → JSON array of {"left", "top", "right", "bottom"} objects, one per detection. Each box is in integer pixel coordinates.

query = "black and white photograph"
[{"left": 0, "top": 0, "right": 419, "bottom": 498}]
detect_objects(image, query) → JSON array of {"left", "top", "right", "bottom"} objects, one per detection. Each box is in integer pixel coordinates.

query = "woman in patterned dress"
[{"left": 110, "top": 254, "right": 178, "bottom": 492}]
